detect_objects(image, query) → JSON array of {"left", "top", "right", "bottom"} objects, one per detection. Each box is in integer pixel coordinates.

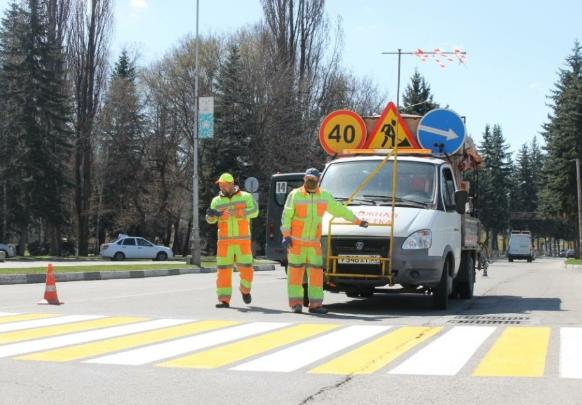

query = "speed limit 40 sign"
[{"left": 319, "top": 110, "right": 367, "bottom": 156}]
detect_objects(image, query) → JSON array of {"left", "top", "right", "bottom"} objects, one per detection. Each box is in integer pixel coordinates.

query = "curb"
[
  {"left": 0, "top": 264, "right": 276, "bottom": 285},
  {"left": 564, "top": 264, "right": 582, "bottom": 270}
]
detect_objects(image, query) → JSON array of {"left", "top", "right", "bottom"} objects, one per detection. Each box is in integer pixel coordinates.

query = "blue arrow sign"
[{"left": 416, "top": 108, "right": 466, "bottom": 155}]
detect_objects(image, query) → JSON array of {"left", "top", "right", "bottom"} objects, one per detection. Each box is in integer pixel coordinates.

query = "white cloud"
[{"left": 130, "top": 0, "right": 148, "bottom": 10}]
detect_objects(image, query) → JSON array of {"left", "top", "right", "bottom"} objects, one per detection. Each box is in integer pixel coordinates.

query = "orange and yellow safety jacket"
[
  {"left": 206, "top": 188, "right": 259, "bottom": 241},
  {"left": 281, "top": 186, "right": 360, "bottom": 246}
]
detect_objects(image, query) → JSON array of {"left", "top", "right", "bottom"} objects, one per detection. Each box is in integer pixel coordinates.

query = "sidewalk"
[{"left": 0, "top": 263, "right": 276, "bottom": 285}]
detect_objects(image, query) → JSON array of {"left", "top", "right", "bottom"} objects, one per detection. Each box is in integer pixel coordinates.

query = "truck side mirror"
[{"left": 454, "top": 190, "right": 468, "bottom": 214}]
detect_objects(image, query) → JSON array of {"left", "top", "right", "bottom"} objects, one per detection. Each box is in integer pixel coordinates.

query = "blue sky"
[{"left": 1, "top": 0, "right": 580, "bottom": 154}]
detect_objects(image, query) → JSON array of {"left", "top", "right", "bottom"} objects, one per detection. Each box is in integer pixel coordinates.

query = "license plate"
[{"left": 338, "top": 255, "right": 381, "bottom": 264}]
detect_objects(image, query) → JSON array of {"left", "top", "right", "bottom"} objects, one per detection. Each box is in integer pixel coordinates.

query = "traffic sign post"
[
  {"left": 319, "top": 110, "right": 367, "bottom": 155},
  {"left": 244, "top": 177, "right": 259, "bottom": 193},
  {"left": 416, "top": 108, "right": 466, "bottom": 155},
  {"left": 364, "top": 102, "right": 420, "bottom": 149}
]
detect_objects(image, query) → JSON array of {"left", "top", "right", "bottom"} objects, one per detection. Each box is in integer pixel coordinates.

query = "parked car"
[
  {"left": 566, "top": 249, "right": 577, "bottom": 258},
  {"left": 99, "top": 235, "right": 174, "bottom": 261},
  {"left": 0, "top": 243, "right": 16, "bottom": 258},
  {"left": 559, "top": 249, "right": 567, "bottom": 257}
]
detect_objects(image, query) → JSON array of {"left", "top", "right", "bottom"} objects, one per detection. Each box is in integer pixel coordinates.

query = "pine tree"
[
  {"left": 97, "top": 50, "right": 145, "bottom": 236},
  {"left": 478, "top": 124, "right": 512, "bottom": 250},
  {"left": 401, "top": 69, "right": 440, "bottom": 115},
  {"left": 539, "top": 41, "right": 582, "bottom": 222},
  {"left": 0, "top": 0, "right": 72, "bottom": 253}
]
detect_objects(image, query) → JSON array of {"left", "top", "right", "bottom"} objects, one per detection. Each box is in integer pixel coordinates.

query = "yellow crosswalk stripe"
[
  {"left": 473, "top": 326, "right": 551, "bottom": 377},
  {"left": 16, "top": 320, "right": 239, "bottom": 362},
  {"left": 158, "top": 323, "right": 338, "bottom": 369},
  {"left": 0, "top": 313, "right": 58, "bottom": 324},
  {"left": 0, "top": 317, "right": 144, "bottom": 344},
  {"left": 310, "top": 326, "right": 443, "bottom": 375}
]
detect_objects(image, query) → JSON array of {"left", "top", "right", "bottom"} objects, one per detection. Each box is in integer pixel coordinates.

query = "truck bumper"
[{"left": 322, "top": 236, "right": 444, "bottom": 289}]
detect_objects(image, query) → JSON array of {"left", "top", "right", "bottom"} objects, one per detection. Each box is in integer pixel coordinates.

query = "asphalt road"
[
  {"left": 0, "top": 257, "right": 580, "bottom": 405},
  {"left": 0, "top": 259, "right": 186, "bottom": 268}
]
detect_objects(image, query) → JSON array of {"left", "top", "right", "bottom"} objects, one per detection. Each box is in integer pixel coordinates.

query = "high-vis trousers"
[
  {"left": 287, "top": 243, "right": 324, "bottom": 308},
  {"left": 216, "top": 239, "right": 253, "bottom": 304}
]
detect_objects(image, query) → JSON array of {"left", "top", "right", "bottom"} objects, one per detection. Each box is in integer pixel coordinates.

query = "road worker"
[
  {"left": 281, "top": 168, "right": 368, "bottom": 314},
  {"left": 206, "top": 173, "right": 259, "bottom": 308}
]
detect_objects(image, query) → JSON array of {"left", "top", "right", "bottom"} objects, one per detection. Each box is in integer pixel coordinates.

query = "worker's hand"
[
  {"left": 206, "top": 208, "right": 222, "bottom": 217},
  {"left": 358, "top": 220, "right": 369, "bottom": 228},
  {"left": 281, "top": 236, "right": 293, "bottom": 249}
]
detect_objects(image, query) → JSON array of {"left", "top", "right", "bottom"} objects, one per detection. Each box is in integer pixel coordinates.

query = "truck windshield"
[{"left": 320, "top": 160, "right": 436, "bottom": 205}]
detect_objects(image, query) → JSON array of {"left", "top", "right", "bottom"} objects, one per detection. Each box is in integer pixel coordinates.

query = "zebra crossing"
[{"left": 0, "top": 311, "right": 580, "bottom": 379}]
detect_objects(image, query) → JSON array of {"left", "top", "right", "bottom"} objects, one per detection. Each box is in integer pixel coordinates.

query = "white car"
[
  {"left": 100, "top": 235, "right": 174, "bottom": 261},
  {"left": 0, "top": 243, "right": 16, "bottom": 258}
]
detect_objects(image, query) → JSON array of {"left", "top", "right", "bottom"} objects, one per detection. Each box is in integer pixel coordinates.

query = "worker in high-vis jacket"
[
  {"left": 281, "top": 168, "right": 368, "bottom": 314},
  {"left": 206, "top": 173, "right": 259, "bottom": 308}
]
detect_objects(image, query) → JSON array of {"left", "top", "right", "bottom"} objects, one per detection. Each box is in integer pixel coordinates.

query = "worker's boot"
[{"left": 308, "top": 306, "right": 328, "bottom": 314}]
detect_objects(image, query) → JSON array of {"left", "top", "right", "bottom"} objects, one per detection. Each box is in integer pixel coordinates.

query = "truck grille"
[{"left": 328, "top": 238, "right": 389, "bottom": 275}]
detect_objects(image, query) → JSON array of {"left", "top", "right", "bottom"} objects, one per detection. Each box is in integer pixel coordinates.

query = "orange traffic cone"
[{"left": 38, "top": 264, "right": 62, "bottom": 305}]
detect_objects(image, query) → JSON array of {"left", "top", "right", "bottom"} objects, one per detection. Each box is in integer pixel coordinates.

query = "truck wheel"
[
  {"left": 433, "top": 259, "right": 451, "bottom": 310},
  {"left": 527, "top": 257, "right": 532, "bottom": 263},
  {"left": 508, "top": 257, "right": 513, "bottom": 262},
  {"left": 457, "top": 255, "right": 475, "bottom": 299}
]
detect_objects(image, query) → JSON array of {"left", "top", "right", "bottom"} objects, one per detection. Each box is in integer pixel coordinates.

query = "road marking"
[
  {"left": 0, "top": 314, "right": 105, "bottom": 334},
  {"left": 0, "top": 316, "right": 141, "bottom": 346},
  {"left": 158, "top": 323, "right": 338, "bottom": 369},
  {"left": 232, "top": 325, "right": 391, "bottom": 373},
  {"left": 87, "top": 322, "right": 288, "bottom": 366},
  {"left": 473, "top": 327, "right": 550, "bottom": 377},
  {"left": 0, "top": 317, "right": 143, "bottom": 358},
  {"left": 389, "top": 326, "right": 495, "bottom": 376},
  {"left": 310, "top": 326, "right": 442, "bottom": 375},
  {"left": 15, "top": 319, "right": 201, "bottom": 362},
  {"left": 0, "top": 313, "right": 60, "bottom": 326},
  {"left": 560, "top": 328, "right": 582, "bottom": 379}
]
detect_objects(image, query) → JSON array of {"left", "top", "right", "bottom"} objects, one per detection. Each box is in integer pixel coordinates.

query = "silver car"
[
  {"left": 0, "top": 243, "right": 16, "bottom": 258},
  {"left": 99, "top": 235, "right": 174, "bottom": 261}
]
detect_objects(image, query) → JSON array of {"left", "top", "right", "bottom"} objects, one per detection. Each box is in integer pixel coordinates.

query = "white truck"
[{"left": 319, "top": 145, "right": 482, "bottom": 310}]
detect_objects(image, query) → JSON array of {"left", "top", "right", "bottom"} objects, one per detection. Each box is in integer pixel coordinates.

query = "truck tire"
[
  {"left": 433, "top": 259, "right": 451, "bottom": 310},
  {"left": 456, "top": 255, "right": 475, "bottom": 299},
  {"left": 508, "top": 257, "right": 513, "bottom": 262},
  {"left": 527, "top": 257, "right": 532, "bottom": 263}
]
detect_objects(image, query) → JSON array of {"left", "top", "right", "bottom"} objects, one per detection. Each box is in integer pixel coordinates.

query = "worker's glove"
[
  {"left": 206, "top": 208, "right": 222, "bottom": 217},
  {"left": 281, "top": 236, "right": 293, "bottom": 249},
  {"left": 358, "top": 220, "right": 369, "bottom": 228}
]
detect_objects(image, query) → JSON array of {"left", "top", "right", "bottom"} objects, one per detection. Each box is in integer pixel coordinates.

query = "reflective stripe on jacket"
[
  {"left": 281, "top": 186, "right": 358, "bottom": 243},
  {"left": 206, "top": 190, "right": 258, "bottom": 240}
]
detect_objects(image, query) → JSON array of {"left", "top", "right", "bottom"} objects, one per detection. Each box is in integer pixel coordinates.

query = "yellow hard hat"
[{"left": 215, "top": 173, "right": 234, "bottom": 184}]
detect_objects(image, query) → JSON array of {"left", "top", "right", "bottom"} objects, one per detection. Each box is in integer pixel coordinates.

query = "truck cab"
[{"left": 319, "top": 151, "right": 479, "bottom": 309}]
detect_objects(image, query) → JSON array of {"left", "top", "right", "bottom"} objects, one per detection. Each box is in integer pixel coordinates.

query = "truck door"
[{"left": 437, "top": 166, "right": 462, "bottom": 273}]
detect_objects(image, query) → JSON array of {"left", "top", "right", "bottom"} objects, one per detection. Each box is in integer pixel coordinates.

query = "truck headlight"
[{"left": 402, "top": 230, "right": 432, "bottom": 250}]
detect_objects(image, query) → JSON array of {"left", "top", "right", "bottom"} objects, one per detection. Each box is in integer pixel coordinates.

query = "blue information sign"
[{"left": 416, "top": 108, "right": 466, "bottom": 155}]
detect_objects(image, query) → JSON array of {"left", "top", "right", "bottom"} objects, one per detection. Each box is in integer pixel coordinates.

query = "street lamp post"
[{"left": 190, "top": 0, "right": 201, "bottom": 266}]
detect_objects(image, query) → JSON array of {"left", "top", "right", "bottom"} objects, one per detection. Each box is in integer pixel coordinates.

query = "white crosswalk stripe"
[
  {"left": 87, "top": 322, "right": 289, "bottom": 366},
  {"left": 389, "top": 326, "right": 495, "bottom": 376},
  {"left": 0, "top": 315, "right": 104, "bottom": 333},
  {"left": 232, "top": 325, "right": 391, "bottom": 372},
  {"left": 0, "top": 319, "right": 189, "bottom": 358},
  {"left": 560, "top": 327, "right": 582, "bottom": 379}
]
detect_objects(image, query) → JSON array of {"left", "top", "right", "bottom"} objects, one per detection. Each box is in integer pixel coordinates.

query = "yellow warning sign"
[{"left": 364, "top": 102, "right": 420, "bottom": 149}]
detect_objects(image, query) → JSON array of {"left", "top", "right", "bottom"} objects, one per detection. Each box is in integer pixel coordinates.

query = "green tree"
[
  {"left": 538, "top": 41, "right": 582, "bottom": 227},
  {"left": 478, "top": 124, "right": 512, "bottom": 251},
  {"left": 401, "top": 69, "right": 440, "bottom": 115},
  {"left": 0, "top": 0, "right": 72, "bottom": 254},
  {"left": 96, "top": 50, "right": 145, "bottom": 239}
]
